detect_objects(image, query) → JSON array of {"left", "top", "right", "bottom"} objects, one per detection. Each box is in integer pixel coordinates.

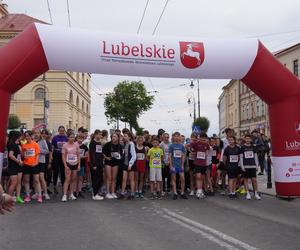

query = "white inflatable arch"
[{"left": 1, "top": 23, "right": 300, "bottom": 197}]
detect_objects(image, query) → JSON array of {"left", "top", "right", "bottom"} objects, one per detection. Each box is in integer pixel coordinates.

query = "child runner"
[
  {"left": 206, "top": 138, "right": 214, "bottom": 195},
  {"left": 240, "top": 134, "right": 261, "bottom": 200},
  {"left": 160, "top": 132, "right": 171, "bottom": 195},
  {"left": 103, "top": 133, "right": 123, "bottom": 199},
  {"left": 120, "top": 131, "right": 137, "bottom": 200},
  {"left": 7, "top": 131, "right": 24, "bottom": 204},
  {"left": 147, "top": 137, "right": 163, "bottom": 199},
  {"left": 169, "top": 132, "right": 188, "bottom": 200},
  {"left": 61, "top": 131, "right": 80, "bottom": 202},
  {"left": 21, "top": 131, "right": 42, "bottom": 203},
  {"left": 89, "top": 130, "right": 104, "bottom": 201},
  {"left": 223, "top": 136, "right": 240, "bottom": 199},
  {"left": 190, "top": 132, "right": 210, "bottom": 199},
  {"left": 135, "top": 136, "right": 147, "bottom": 198},
  {"left": 76, "top": 134, "right": 89, "bottom": 198}
]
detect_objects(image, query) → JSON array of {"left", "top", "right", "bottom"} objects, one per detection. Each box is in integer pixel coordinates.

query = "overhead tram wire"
[
  {"left": 66, "top": 0, "right": 71, "bottom": 27},
  {"left": 46, "top": 0, "right": 53, "bottom": 24},
  {"left": 152, "top": 0, "right": 169, "bottom": 35},
  {"left": 137, "top": 0, "right": 150, "bottom": 34}
]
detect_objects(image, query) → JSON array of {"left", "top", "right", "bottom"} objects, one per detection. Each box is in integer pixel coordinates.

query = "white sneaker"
[
  {"left": 111, "top": 193, "right": 118, "bottom": 199},
  {"left": 246, "top": 192, "right": 251, "bottom": 200},
  {"left": 45, "top": 194, "right": 50, "bottom": 200},
  {"left": 69, "top": 194, "right": 77, "bottom": 201},
  {"left": 92, "top": 194, "right": 104, "bottom": 201},
  {"left": 106, "top": 193, "right": 114, "bottom": 199},
  {"left": 31, "top": 193, "right": 38, "bottom": 200},
  {"left": 189, "top": 190, "right": 195, "bottom": 196},
  {"left": 61, "top": 195, "right": 67, "bottom": 202},
  {"left": 254, "top": 192, "right": 261, "bottom": 200},
  {"left": 199, "top": 192, "right": 206, "bottom": 199}
]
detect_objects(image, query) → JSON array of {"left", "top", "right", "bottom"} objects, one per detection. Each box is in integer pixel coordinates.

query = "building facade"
[
  {"left": 0, "top": 3, "right": 91, "bottom": 132},
  {"left": 218, "top": 43, "right": 300, "bottom": 138}
]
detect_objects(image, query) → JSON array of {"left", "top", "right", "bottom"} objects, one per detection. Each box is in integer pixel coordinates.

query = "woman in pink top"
[{"left": 61, "top": 131, "right": 80, "bottom": 202}]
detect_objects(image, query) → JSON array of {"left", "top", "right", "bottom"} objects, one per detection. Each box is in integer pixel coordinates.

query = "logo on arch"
[{"left": 180, "top": 41, "right": 205, "bottom": 69}]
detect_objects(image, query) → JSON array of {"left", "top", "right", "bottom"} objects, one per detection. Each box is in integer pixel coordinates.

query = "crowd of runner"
[{"left": 0, "top": 125, "right": 271, "bottom": 210}]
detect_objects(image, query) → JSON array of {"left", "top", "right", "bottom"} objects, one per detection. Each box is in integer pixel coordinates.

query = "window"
[
  {"left": 86, "top": 104, "right": 89, "bottom": 113},
  {"left": 69, "top": 90, "right": 73, "bottom": 104},
  {"left": 293, "top": 59, "right": 299, "bottom": 76},
  {"left": 76, "top": 96, "right": 79, "bottom": 107},
  {"left": 34, "top": 118, "right": 44, "bottom": 126},
  {"left": 35, "top": 88, "right": 45, "bottom": 100},
  {"left": 82, "top": 100, "right": 84, "bottom": 111},
  {"left": 256, "top": 100, "right": 260, "bottom": 116},
  {"left": 261, "top": 102, "right": 265, "bottom": 116}
]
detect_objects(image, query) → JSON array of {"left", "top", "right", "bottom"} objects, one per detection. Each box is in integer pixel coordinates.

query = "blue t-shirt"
[{"left": 169, "top": 143, "right": 185, "bottom": 169}]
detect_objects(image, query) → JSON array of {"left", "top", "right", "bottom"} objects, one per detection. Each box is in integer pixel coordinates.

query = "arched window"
[
  {"left": 76, "top": 96, "right": 79, "bottom": 107},
  {"left": 69, "top": 90, "right": 73, "bottom": 104},
  {"left": 82, "top": 100, "right": 84, "bottom": 111},
  {"left": 35, "top": 88, "right": 45, "bottom": 100}
]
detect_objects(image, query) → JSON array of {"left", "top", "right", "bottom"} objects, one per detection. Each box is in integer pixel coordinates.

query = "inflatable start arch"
[{"left": 1, "top": 23, "right": 300, "bottom": 197}]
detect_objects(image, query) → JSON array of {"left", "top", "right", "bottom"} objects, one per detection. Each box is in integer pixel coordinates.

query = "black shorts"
[
  {"left": 8, "top": 164, "right": 22, "bottom": 176},
  {"left": 2, "top": 167, "right": 9, "bottom": 177},
  {"left": 218, "top": 161, "right": 227, "bottom": 171},
  {"left": 244, "top": 168, "right": 257, "bottom": 179},
  {"left": 23, "top": 164, "right": 40, "bottom": 175},
  {"left": 122, "top": 164, "right": 137, "bottom": 172},
  {"left": 38, "top": 163, "right": 48, "bottom": 173},
  {"left": 207, "top": 164, "right": 212, "bottom": 172},
  {"left": 228, "top": 167, "right": 239, "bottom": 179},
  {"left": 67, "top": 163, "right": 78, "bottom": 171},
  {"left": 193, "top": 165, "right": 207, "bottom": 175},
  {"left": 188, "top": 160, "right": 195, "bottom": 170}
]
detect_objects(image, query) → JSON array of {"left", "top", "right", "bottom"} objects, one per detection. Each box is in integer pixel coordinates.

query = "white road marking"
[
  {"left": 162, "top": 208, "right": 260, "bottom": 250},
  {"left": 163, "top": 214, "right": 240, "bottom": 250}
]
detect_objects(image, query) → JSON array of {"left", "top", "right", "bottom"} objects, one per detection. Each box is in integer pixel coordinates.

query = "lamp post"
[
  {"left": 190, "top": 79, "right": 200, "bottom": 118},
  {"left": 187, "top": 95, "right": 196, "bottom": 122},
  {"left": 42, "top": 74, "right": 48, "bottom": 126}
]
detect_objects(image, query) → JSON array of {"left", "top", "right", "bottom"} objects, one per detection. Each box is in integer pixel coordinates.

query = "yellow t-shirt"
[{"left": 147, "top": 147, "right": 163, "bottom": 168}]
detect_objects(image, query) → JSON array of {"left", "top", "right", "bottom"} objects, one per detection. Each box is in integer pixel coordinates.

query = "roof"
[
  {"left": 274, "top": 42, "right": 300, "bottom": 56},
  {"left": 0, "top": 13, "right": 47, "bottom": 32}
]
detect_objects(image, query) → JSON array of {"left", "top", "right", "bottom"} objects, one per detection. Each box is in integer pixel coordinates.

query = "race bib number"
[
  {"left": 196, "top": 151, "right": 205, "bottom": 159},
  {"left": 212, "top": 150, "right": 217, "bottom": 157},
  {"left": 111, "top": 152, "right": 121, "bottom": 160},
  {"left": 57, "top": 141, "right": 65, "bottom": 149},
  {"left": 25, "top": 148, "right": 35, "bottom": 157},
  {"left": 137, "top": 153, "right": 145, "bottom": 160},
  {"left": 244, "top": 151, "right": 254, "bottom": 159},
  {"left": 96, "top": 145, "right": 102, "bottom": 153},
  {"left": 67, "top": 154, "right": 78, "bottom": 164},
  {"left": 152, "top": 159, "right": 161, "bottom": 167},
  {"left": 230, "top": 155, "right": 239, "bottom": 163},
  {"left": 39, "top": 154, "right": 46, "bottom": 164},
  {"left": 80, "top": 149, "right": 85, "bottom": 157},
  {"left": 173, "top": 150, "right": 182, "bottom": 158},
  {"left": 189, "top": 153, "right": 195, "bottom": 161}
]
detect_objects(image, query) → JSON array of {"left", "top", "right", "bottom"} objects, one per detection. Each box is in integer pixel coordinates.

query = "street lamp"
[
  {"left": 187, "top": 96, "right": 196, "bottom": 122},
  {"left": 190, "top": 79, "right": 200, "bottom": 118}
]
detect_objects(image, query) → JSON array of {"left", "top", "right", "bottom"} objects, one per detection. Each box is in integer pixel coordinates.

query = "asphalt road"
[{"left": 1, "top": 193, "right": 300, "bottom": 250}]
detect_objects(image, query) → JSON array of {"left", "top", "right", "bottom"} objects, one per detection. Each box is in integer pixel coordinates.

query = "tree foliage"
[
  {"left": 104, "top": 81, "right": 154, "bottom": 131},
  {"left": 8, "top": 114, "right": 21, "bottom": 129},
  {"left": 193, "top": 117, "right": 210, "bottom": 133}
]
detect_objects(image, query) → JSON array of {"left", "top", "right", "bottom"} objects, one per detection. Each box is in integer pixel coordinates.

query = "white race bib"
[
  {"left": 212, "top": 150, "right": 217, "bottom": 157},
  {"left": 17, "top": 154, "right": 21, "bottom": 161},
  {"left": 111, "top": 152, "right": 121, "bottom": 160},
  {"left": 96, "top": 145, "right": 102, "bottom": 153},
  {"left": 25, "top": 148, "right": 35, "bottom": 157},
  {"left": 80, "top": 149, "right": 85, "bottom": 157},
  {"left": 39, "top": 154, "right": 46, "bottom": 164},
  {"left": 189, "top": 153, "right": 195, "bottom": 161},
  {"left": 57, "top": 141, "right": 65, "bottom": 149},
  {"left": 137, "top": 153, "right": 145, "bottom": 160},
  {"left": 67, "top": 154, "right": 78, "bottom": 164},
  {"left": 229, "top": 155, "right": 239, "bottom": 163},
  {"left": 173, "top": 150, "right": 182, "bottom": 158},
  {"left": 244, "top": 151, "right": 254, "bottom": 159},
  {"left": 152, "top": 159, "right": 161, "bottom": 167},
  {"left": 196, "top": 151, "right": 206, "bottom": 159}
]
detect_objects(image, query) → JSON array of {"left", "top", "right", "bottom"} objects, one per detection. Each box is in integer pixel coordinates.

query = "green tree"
[
  {"left": 8, "top": 114, "right": 21, "bottom": 129},
  {"left": 104, "top": 80, "right": 155, "bottom": 131},
  {"left": 193, "top": 117, "right": 210, "bottom": 133}
]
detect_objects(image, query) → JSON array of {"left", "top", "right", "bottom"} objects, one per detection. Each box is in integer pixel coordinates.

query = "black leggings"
[
  {"left": 90, "top": 166, "right": 103, "bottom": 196},
  {"left": 52, "top": 154, "right": 65, "bottom": 186},
  {"left": 162, "top": 167, "right": 171, "bottom": 192}
]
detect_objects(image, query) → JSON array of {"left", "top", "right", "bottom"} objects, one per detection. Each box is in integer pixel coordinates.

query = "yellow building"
[{"left": 0, "top": 3, "right": 91, "bottom": 132}]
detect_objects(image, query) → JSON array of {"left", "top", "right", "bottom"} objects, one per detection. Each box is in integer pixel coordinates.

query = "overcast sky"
[{"left": 5, "top": 0, "right": 300, "bottom": 136}]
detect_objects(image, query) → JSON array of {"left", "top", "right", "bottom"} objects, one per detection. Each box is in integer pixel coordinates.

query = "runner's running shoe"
[
  {"left": 16, "top": 196, "right": 24, "bottom": 204},
  {"left": 24, "top": 195, "right": 31, "bottom": 203}
]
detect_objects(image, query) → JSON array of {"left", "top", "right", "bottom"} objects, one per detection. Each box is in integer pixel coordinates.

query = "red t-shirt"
[{"left": 191, "top": 141, "right": 210, "bottom": 166}]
